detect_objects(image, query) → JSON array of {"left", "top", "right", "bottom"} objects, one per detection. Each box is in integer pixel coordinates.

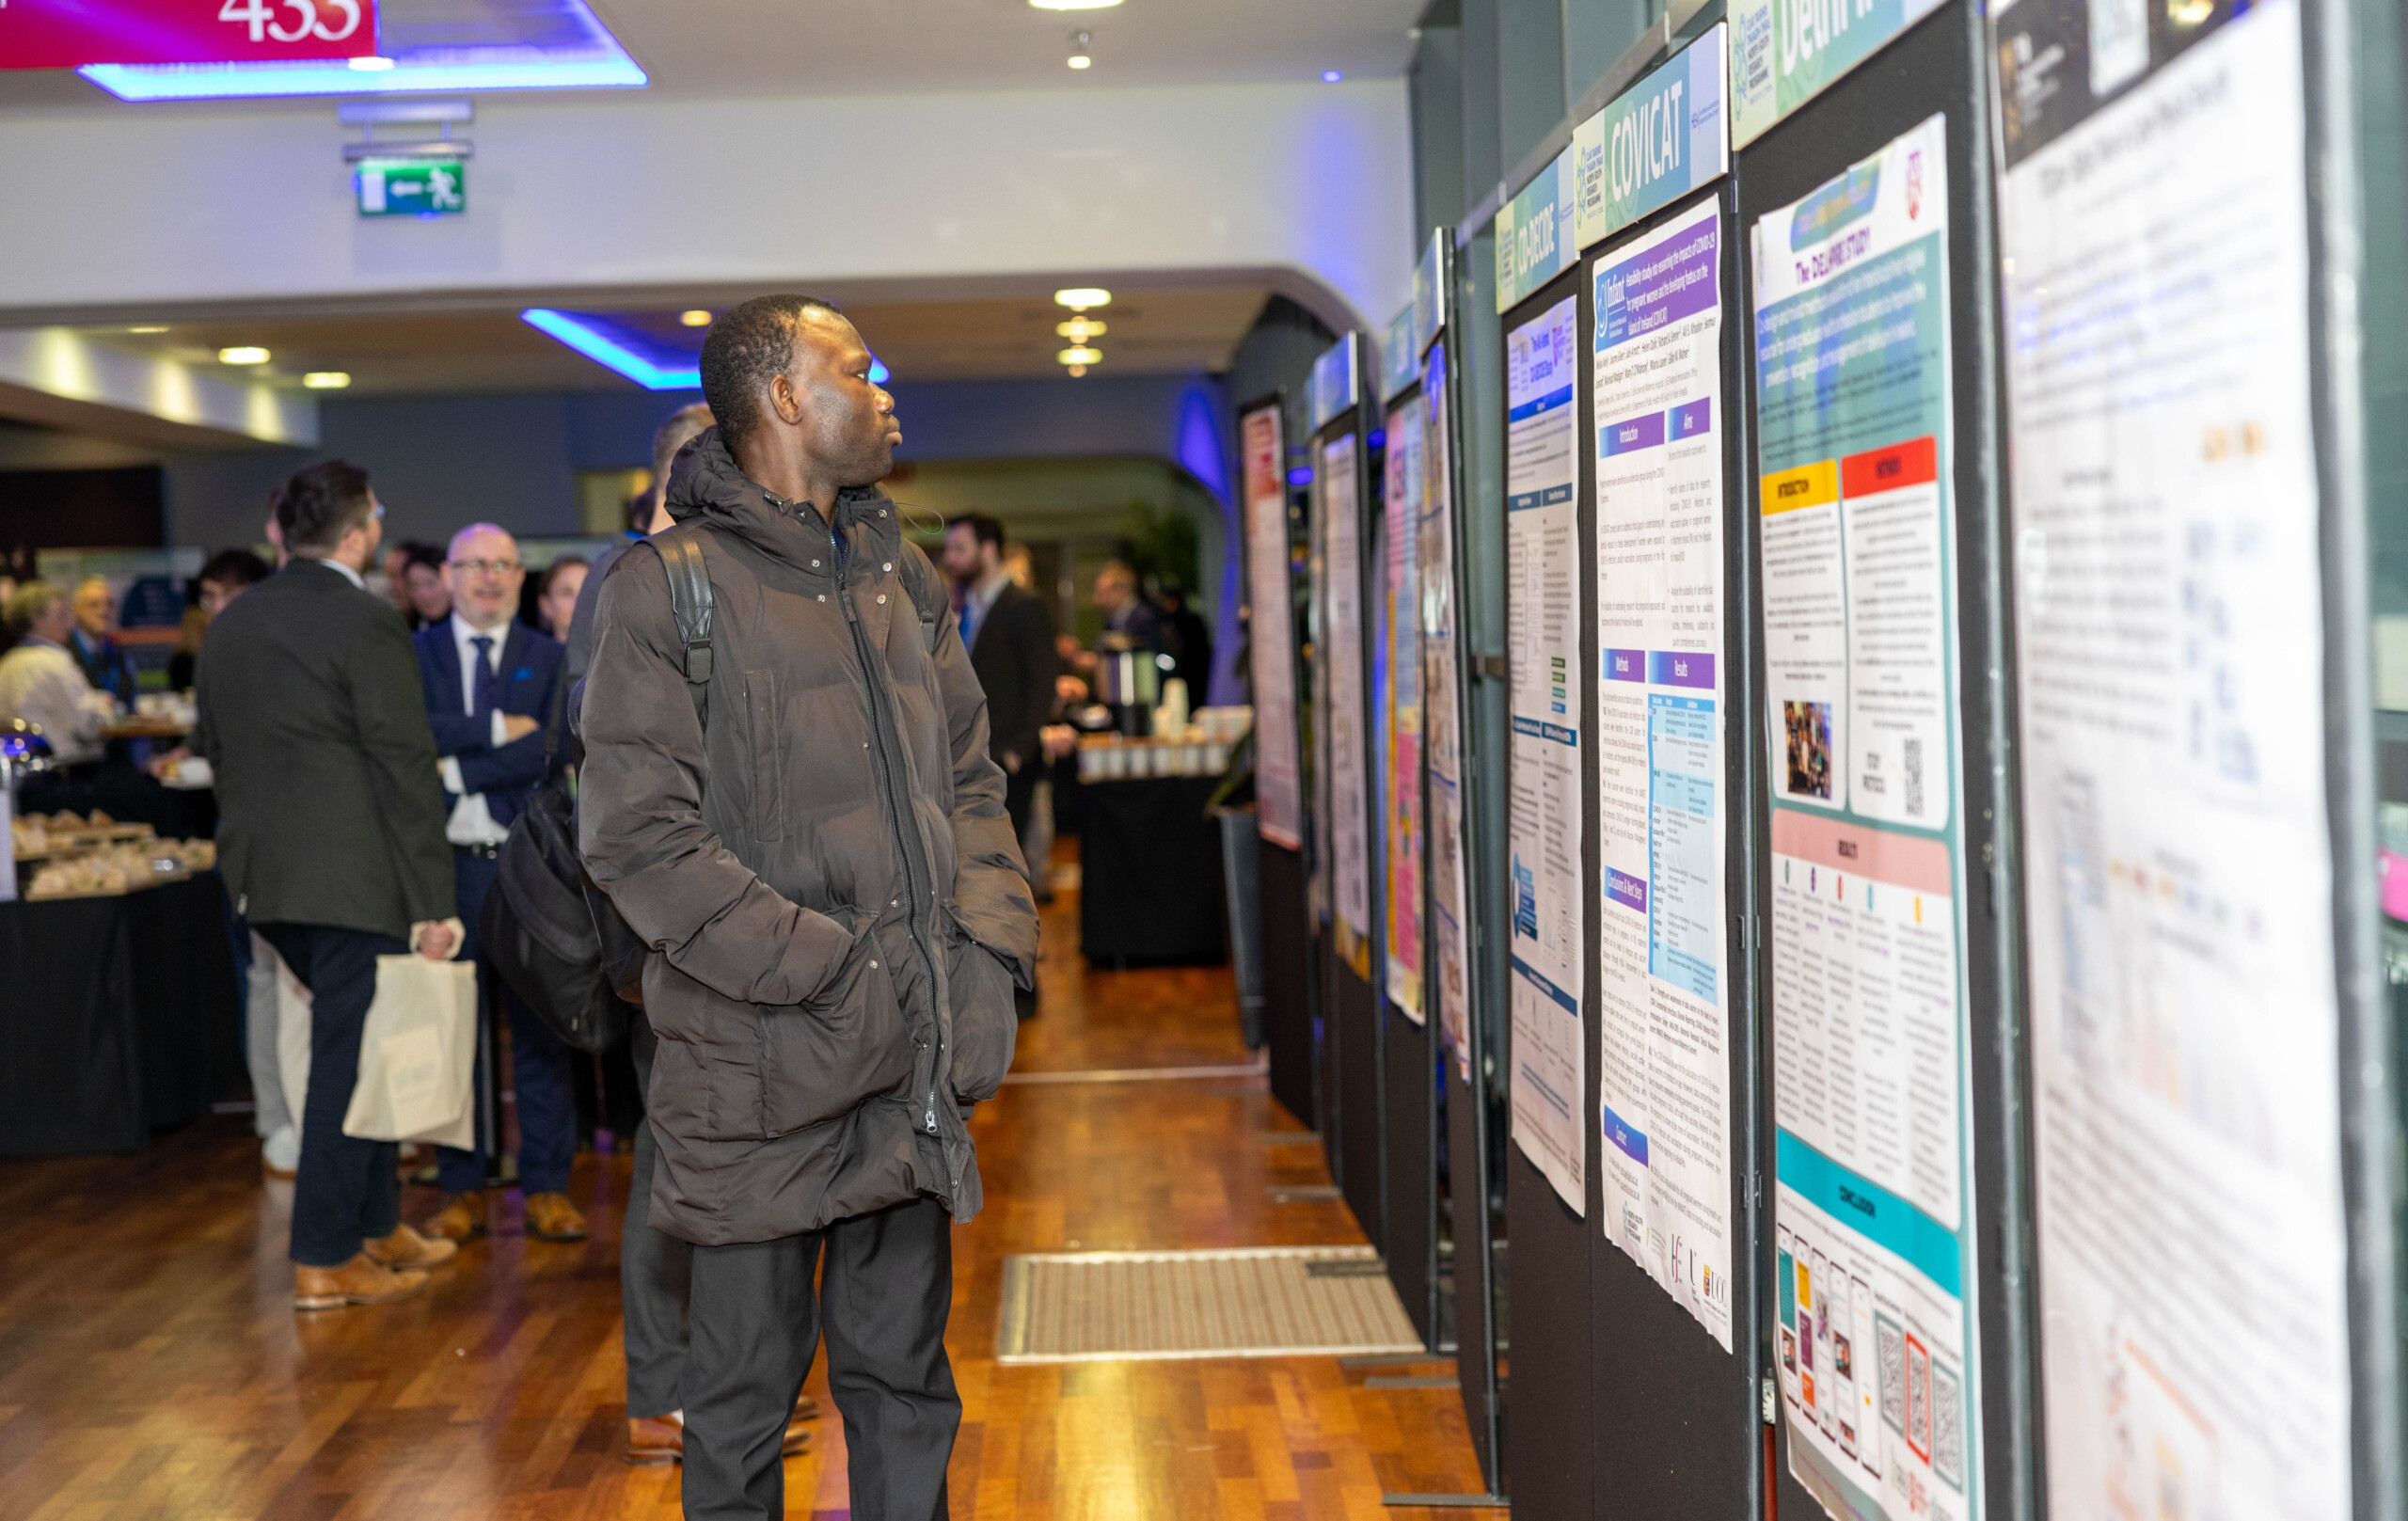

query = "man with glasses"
[
  {"left": 411, "top": 523, "right": 585, "bottom": 1245},
  {"left": 194, "top": 460, "right": 465, "bottom": 1309}
]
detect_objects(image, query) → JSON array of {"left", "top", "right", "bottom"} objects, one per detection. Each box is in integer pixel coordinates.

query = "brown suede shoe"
[
  {"left": 524, "top": 1191, "right": 589, "bottom": 1242},
  {"left": 794, "top": 1394, "right": 820, "bottom": 1420},
  {"left": 294, "top": 1254, "right": 428, "bottom": 1311},
  {"left": 425, "top": 1191, "right": 486, "bottom": 1242},
  {"left": 363, "top": 1221, "right": 458, "bottom": 1271},
  {"left": 622, "top": 1412, "right": 813, "bottom": 1466}
]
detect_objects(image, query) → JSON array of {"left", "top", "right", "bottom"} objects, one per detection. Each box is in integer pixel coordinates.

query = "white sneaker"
[{"left": 262, "top": 1125, "right": 300, "bottom": 1179}]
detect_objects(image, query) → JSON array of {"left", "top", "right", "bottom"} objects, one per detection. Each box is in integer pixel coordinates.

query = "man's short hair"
[
  {"left": 276, "top": 460, "right": 376, "bottom": 554},
  {"left": 652, "top": 402, "right": 715, "bottom": 486},
  {"left": 198, "top": 548, "right": 270, "bottom": 591},
  {"left": 402, "top": 541, "right": 446, "bottom": 574},
  {"left": 5, "top": 579, "right": 63, "bottom": 631},
  {"left": 947, "top": 513, "right": 1005, "bottom": 553},
  {"left": 699, "top": 295, "right": 839, "bottom": 447}
]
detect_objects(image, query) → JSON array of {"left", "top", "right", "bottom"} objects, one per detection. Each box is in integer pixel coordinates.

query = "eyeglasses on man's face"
[{"left": 449, "top": 558, "right": 523, "bottom": 578}]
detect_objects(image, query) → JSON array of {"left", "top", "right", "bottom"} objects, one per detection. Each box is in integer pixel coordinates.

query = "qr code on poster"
[
  {"left": 1929, "top": 1359, "right": 1964, "bottom": 1491},
  {"left": 1877, "top": 1317, "right": 1907, "bottom": 1433},
  {"left": 1904, "top": 737, "right": 1925, "bottom": 818}
]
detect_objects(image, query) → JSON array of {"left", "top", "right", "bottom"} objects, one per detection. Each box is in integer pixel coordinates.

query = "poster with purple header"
[{"left": 1590, "top": 194, "right": 1735, "bottom": 1351}]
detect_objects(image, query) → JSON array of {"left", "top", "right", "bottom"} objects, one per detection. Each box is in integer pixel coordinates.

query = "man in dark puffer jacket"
[{"left": 579, "top": 295, "right": 1037, "bottom": 1521}]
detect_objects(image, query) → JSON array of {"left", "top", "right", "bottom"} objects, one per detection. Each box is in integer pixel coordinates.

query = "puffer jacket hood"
[{"left": 580, "top": 425, "right": 1038, "bottom": 1245}]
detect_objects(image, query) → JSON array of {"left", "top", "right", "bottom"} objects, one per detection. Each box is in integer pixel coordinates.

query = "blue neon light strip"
[
  {"left": 521, "top": 309, "right": 887, "bottom": 390},
  {"left": 82, "top": 52, "right": 646, "bottom": 100}
]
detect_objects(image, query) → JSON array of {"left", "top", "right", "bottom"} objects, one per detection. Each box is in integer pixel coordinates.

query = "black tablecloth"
[
  {"left": 0, "top": 874, "right": 243, "bottom": 1157},
  {"left": 1079, "top": 774, "right": 1228, "bottom": 967}
]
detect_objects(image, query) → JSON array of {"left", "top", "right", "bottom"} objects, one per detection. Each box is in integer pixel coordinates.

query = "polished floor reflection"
[{"left": 0, "top": 857, "right": 1489, "bottom": 1518}]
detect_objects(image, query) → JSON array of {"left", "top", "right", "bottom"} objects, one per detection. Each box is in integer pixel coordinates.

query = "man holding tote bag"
[{"left": 196, "top": 460, "right": 468, "bottom": 1311}]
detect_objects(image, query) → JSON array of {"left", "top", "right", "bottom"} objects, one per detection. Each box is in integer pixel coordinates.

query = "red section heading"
[
  {"left": 1840, "top": 435, "right": 1939, "bottom": 499},
  {"left": 0, "top": 0, "right": 376, "bottom": 70}
]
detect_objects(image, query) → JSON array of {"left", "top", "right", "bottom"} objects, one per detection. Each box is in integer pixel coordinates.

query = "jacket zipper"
[{"left": 831, "top": 515, "right": 945, "bottom": 1141}]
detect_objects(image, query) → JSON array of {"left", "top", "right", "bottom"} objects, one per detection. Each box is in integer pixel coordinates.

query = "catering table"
[
  {"left": 1079, "top": 774, "right": 1229, "bottom": 967},
  {"left": 0, "top": 873, "right": 243, "bottom": 1157}
]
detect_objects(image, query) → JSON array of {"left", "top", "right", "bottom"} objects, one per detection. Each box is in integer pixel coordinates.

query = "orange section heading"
[
  {"left": 1840, "top": 436, "right": 1938, "bottom": 498},
  {"left": 1760, "top": 459, "right": 1837, "bottom": 515}
]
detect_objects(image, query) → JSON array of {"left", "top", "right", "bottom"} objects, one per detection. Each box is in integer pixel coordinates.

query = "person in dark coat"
[
  {"left": 409, "top": 524, "right": 586, "bottom": 1248},
  {"left": 192, "top": 459, "right": 466, "bottom": 1312},
  {"left": 67, "top": 576, "right": 138, "bottom": 706},
  {"left": 579, "top": 295, "right": 1036, "bottom": 1521},
  {"left": 939, "top": 512, "right": 1056, "bottom": 851}
]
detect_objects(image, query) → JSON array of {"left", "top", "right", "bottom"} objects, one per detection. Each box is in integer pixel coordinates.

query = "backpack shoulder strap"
[
  {"left": 895, "top": 538, "right": 944, "bottom": 655},
  {"left": 656, "top": 531, "right": 715, "bottom": 724}
]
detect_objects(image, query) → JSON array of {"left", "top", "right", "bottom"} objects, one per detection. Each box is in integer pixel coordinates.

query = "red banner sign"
[{"left": 0, "top": 0, "right": 378, "bottom": 70}]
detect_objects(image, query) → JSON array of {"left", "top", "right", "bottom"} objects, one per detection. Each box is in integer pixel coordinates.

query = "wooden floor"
[{"left": 0, "top": 855, "right": 1491, "bottom": 1519}]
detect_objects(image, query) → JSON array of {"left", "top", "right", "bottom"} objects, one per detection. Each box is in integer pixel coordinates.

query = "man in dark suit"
[
  {"left": 194, "top": 459, "right": 466, "bottom": 1311},
  {"left": 408, "top": 522, "right": 586, "bottom": 1247},
  {"left": 941, "top": 513, "right": 1056, "bottom": 853}
]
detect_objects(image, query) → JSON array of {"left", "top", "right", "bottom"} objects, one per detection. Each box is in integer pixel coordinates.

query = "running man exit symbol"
[{"left": 356, "top": 158, "right": 467, "bottom": 217}]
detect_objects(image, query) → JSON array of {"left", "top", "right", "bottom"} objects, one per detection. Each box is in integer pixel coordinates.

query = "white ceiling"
[{"left": 0, "top": 0, "right": 1422, "bottom": 111}]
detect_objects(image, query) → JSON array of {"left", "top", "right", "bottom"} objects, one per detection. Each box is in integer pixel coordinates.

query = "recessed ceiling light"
[
  {"left": 1031, "top": 0, "right": 1120, "bottom": 8},
  {"left": 1067, "top": 27, "right": 1092, "bottom": 68},
  {"left": 303, "top": 372, "right": 353, "bottom": 389},
  {"left": 218, "top": 346, "right": 270, "bottom": 365},
  {"left": 1054, "top": 288, "right": 1111, "bottom": 310},
  {"left": 1068, "top": 53, "right": 1091, "bottom": 68},
  {"left": 679, "top": 309, "right": 712, "bottom": 326},
  {"left": 1056, "top": 318, "right": 1107, "bottom": 341},
  {"left": 1068, "top": 364, "right": 1088, "bottom": 377},
  {"left": 1322, "top": 70, "right": 1343, "bottom": 83},
  {"left": 348, "top": 56, "right": 397, "bottom": 71},
  {"left": 1057, "top": 346, "right": 1102, "bottom": 366},
  {"left": 124, "top": 325, "right": 168, "bottom": 335}
]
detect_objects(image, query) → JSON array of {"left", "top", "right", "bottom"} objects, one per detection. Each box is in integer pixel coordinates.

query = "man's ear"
[{"left": 768, "top": 372, "right": 806, "bottom": 428}]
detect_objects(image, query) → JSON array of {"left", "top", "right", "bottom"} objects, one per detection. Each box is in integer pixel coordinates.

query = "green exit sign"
[{"left": 356, "top": 158, "right": 466, "bottom": 217}]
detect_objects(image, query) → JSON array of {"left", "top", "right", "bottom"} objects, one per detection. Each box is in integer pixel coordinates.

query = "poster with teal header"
[
  {"left": 1494, "top": 146, "right": 1576, "bottom": 313},
  {"left": 1571, "top": 24, "right": 1730, "bottom": 252},
  {"left": 1751, "top": 115, "right": 1982, "bottom": 1521},
  {"left": 1729, "top": 0, "right": 1945, "bottom": 146}
]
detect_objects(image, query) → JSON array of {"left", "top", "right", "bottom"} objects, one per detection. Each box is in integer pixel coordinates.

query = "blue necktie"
[
  {"left": 469, "top": 635, "right": 520, "bottom": 827},
  {"left": 958, "top": 596, "right": 978, "bottom": 652}
]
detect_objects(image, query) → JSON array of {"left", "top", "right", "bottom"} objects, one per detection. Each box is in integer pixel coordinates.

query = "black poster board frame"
[
  {"left": 1495, "top": 259, "right": 1594, "bottom": 1520},
  {"left": 1377, "top": 370, "right": 1445, "bottom": 1350},
  {"left": 1575, "top": 173, "right": 1770, "bottom": 1519},
  {"left": 1735, "top": 4, "right": 2034, "bottom": 1515},
  {"left": 1312, "top": 403, "right": 1387, "bottom": 1250},
  {"left": 1238, "top": 388, "right": 1322, "bottom": 1131}
]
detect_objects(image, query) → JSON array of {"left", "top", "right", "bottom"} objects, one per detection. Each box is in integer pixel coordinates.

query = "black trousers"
[
  {"left": 1001, "top": 759, "right": 1038, "bottom": 856},
  {"left": 683, "top": 1196, "right": 959, "bottom": 1521},
  {"left": 622, "top": 1011, "right": 691, "bottom": 1419},
  {"left": 256, "top": 923, "right": 407, "bottom": 1268}
]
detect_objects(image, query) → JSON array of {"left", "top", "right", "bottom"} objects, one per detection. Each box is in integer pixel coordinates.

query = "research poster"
[
  {"left": 1993, "top": 1, "right": 2353, "bottom": 1515},
  {"left": 1384, "top": 398, "right": 1427, "bottom": 1022},
  {"left": 1752, "top": 117, "right": 1980, "bottom": 1521},
  {"left": 1323, "top": 432, "right": 1373, "bottom": 973},
  {"left": 1241, "top": 404, "right": 1303, "bottom": 850},
  {"left": 1506, "top": 293, "right": 1587, "bottom": 1213},
  {"left": 1422, "top": 342, "right": 1477, "bottom": 1082},
  {"left": 1590, "top": 195, "right": 1734, "bottom": 1352}
]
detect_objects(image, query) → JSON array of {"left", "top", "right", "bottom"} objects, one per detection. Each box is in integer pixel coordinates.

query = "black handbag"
[{"left": 481, "top": 672, "right": 632, "bottom": 1053}]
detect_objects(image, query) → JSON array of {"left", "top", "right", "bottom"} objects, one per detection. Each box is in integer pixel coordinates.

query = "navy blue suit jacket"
[{"left": 412, "top": 618, "right": 563, "bottom": 821}]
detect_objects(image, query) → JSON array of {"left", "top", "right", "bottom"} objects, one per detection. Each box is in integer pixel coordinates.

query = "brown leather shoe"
[
  {"left": 425, "top": 1191, "right": 486, "bottom": 1242},
  {"left": 524, "top": 1191, "right": 589, "bottom": 1242},
  {"left": 363, "top": 1221, "right": 458, "bottom": 1271},
  {"left": 294, "top": 1254, "right": 427, "bottom": 1311},
  {"left": 622, "top": 1412, "right": 813, "bottom": 1466},
  {"left": 794, "top": 1394, "right": 820, "bottom": 1420}
]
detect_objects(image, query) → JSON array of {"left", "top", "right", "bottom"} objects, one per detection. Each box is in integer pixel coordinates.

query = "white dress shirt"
[
  {"left": 303, "top": 553, "right": 366, "bottom": 590},
  {"left": 436, "top": 612, "right": 516, "bottom": 848},
  {"left": 0, "top": 638, "right": 115, "bottom": 765}
]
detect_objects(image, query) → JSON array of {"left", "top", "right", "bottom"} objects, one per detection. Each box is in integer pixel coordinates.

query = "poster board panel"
[
  {"left": 1993, "top": 1, "right": 2355, "bottom": 1516},
  {"left": 1240, "top": 400, "right": 1305, "bottom": 850}
]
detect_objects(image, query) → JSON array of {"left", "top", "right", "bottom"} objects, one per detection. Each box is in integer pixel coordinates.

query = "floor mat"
[{"left": 995, "top": 1246, "right": 1425, "bottom": 1363}]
